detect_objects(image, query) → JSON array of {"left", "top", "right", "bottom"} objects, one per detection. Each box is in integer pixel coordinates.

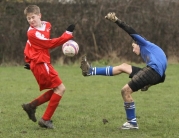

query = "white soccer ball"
[{"left": 62, "top": 40, "right": 79, "bottom": 57}]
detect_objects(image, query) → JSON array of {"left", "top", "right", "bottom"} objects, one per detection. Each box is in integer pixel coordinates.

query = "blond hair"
[{"left": 24, "top": 5, "right": 40, "bottom": 15}]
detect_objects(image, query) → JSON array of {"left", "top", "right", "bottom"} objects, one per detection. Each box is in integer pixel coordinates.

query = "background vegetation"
[{"left": 0, "top": 0, "right": 179, "bottom": 65}]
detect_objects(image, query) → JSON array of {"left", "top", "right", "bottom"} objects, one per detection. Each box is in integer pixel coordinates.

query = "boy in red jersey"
[{"left": 22, "top": 5, "right": 75, "bottom": 129}]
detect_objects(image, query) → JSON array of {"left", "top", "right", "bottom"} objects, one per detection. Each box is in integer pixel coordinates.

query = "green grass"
[{"left": 0, "top": 63, "right": 179, "bottom": 138}]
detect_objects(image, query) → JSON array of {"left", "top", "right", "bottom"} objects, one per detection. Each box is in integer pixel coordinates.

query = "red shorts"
[{"left": 31, "top": 63, "right": 62, "bottom": 91}]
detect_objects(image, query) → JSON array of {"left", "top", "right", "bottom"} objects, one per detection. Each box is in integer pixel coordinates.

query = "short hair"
[
  {"left": 132, "top": 40, "right": 137, "bottom": 44},
  {"left": 24, "top": 5, "right": 40, "bottom": 15}
]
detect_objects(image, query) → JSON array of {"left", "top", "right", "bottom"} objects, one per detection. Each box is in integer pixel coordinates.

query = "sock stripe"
[
  {"left": 106, "top": 66, "right": 110, "bottom": 76},
  {"left": 126, "top": 105, "right": 135, "bottom": 109},
  {"left": 92, "top": 67, "right": 96, "bottom": 75},
  {"left": 106, "top": 66, "right": 108, "bottom": 76},
  {"left": 129, "top": 118, "right": 137, "bottom": 123}
]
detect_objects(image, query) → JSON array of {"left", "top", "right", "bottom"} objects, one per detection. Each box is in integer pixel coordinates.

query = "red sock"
[
  {"left": 29, "top": 90, "right": 54, "bottom": 108},
  {"left": 42, "top": 93, "right": 62, "bottom": 121}
]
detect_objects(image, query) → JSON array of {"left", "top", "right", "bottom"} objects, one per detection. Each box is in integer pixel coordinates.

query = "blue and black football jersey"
[
  {"left": 131, "top": 34, "right": 167, "bottom": 76},
  {"left": 115, "top": 20, "right": 167, "bottom": 77}
]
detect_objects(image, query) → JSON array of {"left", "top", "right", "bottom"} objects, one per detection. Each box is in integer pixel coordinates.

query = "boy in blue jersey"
[{"left": 80, "top": 12, "right": 167, "bottom": 129}]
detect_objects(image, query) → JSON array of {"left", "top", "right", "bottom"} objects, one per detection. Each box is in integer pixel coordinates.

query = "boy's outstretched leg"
[{"left": 80, "top": 55, "right": 113, "bottom": 76}]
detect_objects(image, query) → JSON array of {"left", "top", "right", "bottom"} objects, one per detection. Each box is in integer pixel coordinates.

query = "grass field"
[{"left": 0, "top": 63, "right": 179, "bottom": 138}]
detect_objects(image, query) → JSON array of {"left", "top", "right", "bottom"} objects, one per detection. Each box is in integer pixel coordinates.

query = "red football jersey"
[
  {"left": 24, "top": 21, "right": 73, "bottom": 90},
  {"left": 24, "top": 21, "right": 73, "bottom": 64}
]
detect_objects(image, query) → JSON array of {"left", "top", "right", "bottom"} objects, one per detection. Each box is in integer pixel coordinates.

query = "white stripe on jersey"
[
  {"left": 44, "top": 63, "right": 49, "bottom": 74},
  {"left": 27, "top": 40, "right": 31, "bottom": 46}
]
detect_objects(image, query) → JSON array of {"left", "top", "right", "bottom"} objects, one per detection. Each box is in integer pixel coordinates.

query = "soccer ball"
[{"left": 62, "top": 40, "right": 79, "bottom": 57}]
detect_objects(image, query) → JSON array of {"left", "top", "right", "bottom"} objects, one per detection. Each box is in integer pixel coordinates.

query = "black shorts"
[{"left": 128, "top": 66, "right": 165, "bottom": 92}]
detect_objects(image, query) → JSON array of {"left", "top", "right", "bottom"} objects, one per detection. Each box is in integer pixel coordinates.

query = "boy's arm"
[
  {"left": 28, "top": 24, "right": 75, "bottom": 49},
  {"left": 28, "top": 31, "right": 73, "bottom": 49},
  {"left": 115, "top": 20, "right": 137, "bottom": 36},
  {"left": 105, "top": 12, "right": 146, "bottom": 44}
]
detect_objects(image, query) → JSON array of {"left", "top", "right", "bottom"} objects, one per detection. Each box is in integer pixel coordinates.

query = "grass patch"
[{"left": 0, "top": 63, "right": 179, "bottom": 138}]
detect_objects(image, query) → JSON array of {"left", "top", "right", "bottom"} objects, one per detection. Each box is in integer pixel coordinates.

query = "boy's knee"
[
  {"left": 54, "top": 84, "right": 66, "bottom": 96},
  {"left": 121, "top": 87, "right": 127, "bottom": 97},
  {"left": 121, "top": 63, "right": 129, "bottom": 67},
  {"left": 121, "top": 85, "right": 133, "bottom": 101},
  {"left": 118, "top": 63, "right": 132, "bottom": 74}
]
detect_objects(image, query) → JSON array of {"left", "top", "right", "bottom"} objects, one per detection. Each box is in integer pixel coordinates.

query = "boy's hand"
[
  {"left": 66, "top": 24, "right": 75, "bottom": 32},
  {"left": 105, "top": 12, "right": 118, "bottom": 22},
  {"left": 24, "top": 63, "right": 30, "bottom": 70}
]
